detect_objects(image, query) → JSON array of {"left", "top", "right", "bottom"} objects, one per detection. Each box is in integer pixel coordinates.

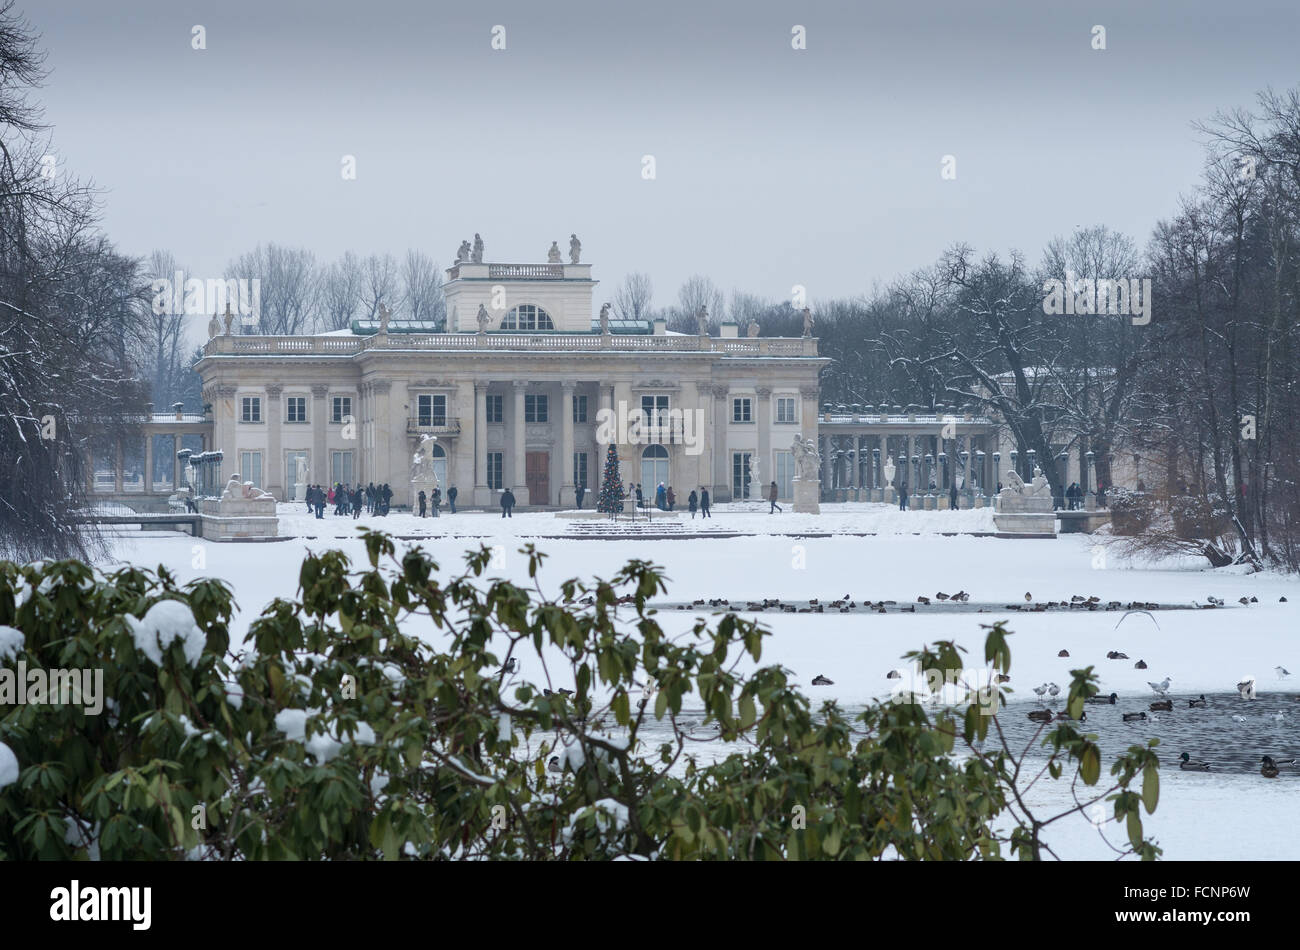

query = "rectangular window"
[
  {"left": 732, "top": 397, "right": 752, "bottom": 423},
  {"left": 487, "top": 452, "right": 503, "bottom": 490},
  {"left": 241, "top": 396, "right": 261, "bottom": 423},
  {"left": 418, "top": 394, "right": 447, "bottom": 427},
  {"left": 573, "top": 394, "right": 588, "bottom": 423},
  {"left": 776, "top": 451, "right": 794, "bottom": 499},
  {"left": 286, "top": 396, "right": 307, "bottom": 423},
  {"left": 331, "top": 396, "right": 352, "bottom": 424},
  {"left": 238, "top": 451, "right": 263, "bottom": 489},
  {"left": 732, "top": 452, "right": 753, "bottom": 499},
  {"left": 486, "top": 394, "right": 503, "bottom": 424},
  {"left": 525, "top": 394, "right": 548, "bottom": 423},
  {"left": 574, "top": 452, "right": 588, "bottom": 489},
  {"left": 776, "top": 396, "right": 797, "bottom": 424},
  {"left": 330, "top": 450, "right": 354, "bottom": 486},
  {"left": 641, "top": 394, "right": 670, "bottom": 428}
]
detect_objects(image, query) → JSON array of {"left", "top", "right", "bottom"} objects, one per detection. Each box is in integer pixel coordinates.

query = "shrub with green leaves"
[{"left": 0, "top": 530, "right": 1162, "bottom": 860}]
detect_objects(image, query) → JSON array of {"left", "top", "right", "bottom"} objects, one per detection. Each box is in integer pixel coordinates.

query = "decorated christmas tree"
[{"left": 596, "top": 442, "right": 624, "bottom": 517}]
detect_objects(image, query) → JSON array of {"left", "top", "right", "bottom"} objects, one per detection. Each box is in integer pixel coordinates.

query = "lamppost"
[
  {"left": 937, "top": 450, "right": 947, "bottom": 495},
  {"left": 1026, "top": 448, "right": 1037, "bottom": 478},
  {"left": 1086, "top": 450, "right": 1096, "bottom": 499}
]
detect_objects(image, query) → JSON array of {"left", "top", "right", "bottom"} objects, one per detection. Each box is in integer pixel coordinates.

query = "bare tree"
[
  {"left": 225, "top": 243, "right": 318, "bottom": 335},
  {"left": 358, "top": 252, "right": 399, "bottom": 320},
  {"left": 402, "top": 249, "right": 444, "bottom": 325},
  {"left": 317, "top": 251, "right": 363, "bottom": 332},
  {"left": 613, "top": 272, "right": 653, "bottom": 322},
  {"left": 668, "top": 274, "right": 724, "bottom": 333}
]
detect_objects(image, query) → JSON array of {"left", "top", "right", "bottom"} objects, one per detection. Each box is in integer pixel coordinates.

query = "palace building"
[{"left": 193, "top": 249, "right": 828, "bottom": 508}]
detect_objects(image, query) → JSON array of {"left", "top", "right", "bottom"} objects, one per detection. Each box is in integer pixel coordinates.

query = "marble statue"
[
  {"left": 548, "top": 241, "right": 562, "bottom": 263},
  {"left": 746, "top": 321, "right": 760, "bottom": 338},
  {"left": 1003, "top": 469, "right": 1025, "bottom": 493},
  {"left": 792, "top": 435, "right": 821, "bottom": 480},
  {"left": 222, "top": 473, "right": 272, "bottom": 500},
  {"left": 599, "top": 302, "right": 611, "bottom": 334},
  {"left": 377, "top": 302, "right": 392, "bottom": 333},
  {"left": 1027, "top": 465, "right": 1052, "bottom": 497},
  {"left": 476, "top": 303, "right": 491, "bottom": 334},
  {"left": 696, "top": 305, "right": 709, "bottom": 336},
  {"left": 223, "top": 303, "right": 235, "bottom": 336},
  {"left": 208, "top": 312, "right": 221, "bottom": 339},
  {"left": 456, "top": 240, "right": 471, "bottom": 263},
  {"left": 411, "top": 435, "right": 440, "bottom": 487},
  {"left": 569, "top": 233, "right": 581, "bottom": 264},
  {"left": 801, "top": 307, "right": 814, "bottom": 338},
  {"left": 472, "top": 233, "right": 484, "bottom": 264}
]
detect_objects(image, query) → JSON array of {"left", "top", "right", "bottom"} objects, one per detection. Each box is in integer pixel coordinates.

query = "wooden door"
[{"left": 526, "top": 452, "right": 550, "bottom": 505}]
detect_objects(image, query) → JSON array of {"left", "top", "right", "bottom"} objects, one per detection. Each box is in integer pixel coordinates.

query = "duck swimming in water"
[
  {"left": 1188, "top": 694, "right": 1208, "bottom": 708},
  {"left": 1178, "top": 752, "right": 1211, "bottom": 771},
  {"left": 1261, "top": 755, "right": 1280, "bottom": 779}
]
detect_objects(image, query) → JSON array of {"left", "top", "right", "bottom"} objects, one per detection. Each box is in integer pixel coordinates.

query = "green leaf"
[
  {"left": 1080, "top": 743, "right": 1100, "bottom": 785},
  {"left": 1141, "top": 763, "right": 1159, "bottom": 814}
]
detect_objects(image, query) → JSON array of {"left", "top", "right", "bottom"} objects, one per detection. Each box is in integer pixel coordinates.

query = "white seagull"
[
  {"left": 1147, "top": 676, "right": 1172, "bottom": 697},
  {"left": 1236, "top": 677, "right": 1256, "bottom": 700},
  {"left": 1032, "top": 684, "right": 1048, "bottom": 701},
  {"left": 1047, "top": 682, "right": 1061, "bottom": 700},
  {"left": 1276, "top": 666, "right": 1291, "bottom": 680}
]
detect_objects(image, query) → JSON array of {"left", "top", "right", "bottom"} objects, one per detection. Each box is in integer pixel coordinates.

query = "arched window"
[
  {"left": 640, "top": 443, "right": 669, "bottom": 495},
  {"left": 431, "top": 442, "right": 447, "bottom": 489},
  {"left": 500, "top": 304, "right": 554, "bottom": 331}
]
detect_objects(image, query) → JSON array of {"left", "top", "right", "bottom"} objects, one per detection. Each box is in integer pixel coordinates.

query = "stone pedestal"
[
  {"left": 198, "top": 494, "right": 278, "bottom": 540},
  {"left": 793, "top": 478, "right": 820, "bottom": 514},
  {"left": 410, "top": 479, "right": 437, "bottom": 514},
  {"left": 993, "top": 491, "right": 1057, "bottom": 536}
]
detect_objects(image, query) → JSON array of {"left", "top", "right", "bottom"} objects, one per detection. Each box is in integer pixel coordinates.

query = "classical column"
[
  {"left": 561, "top": 381, "right": 575, "bottom": 506},
  {"left": 711, "top": 385, "right": 729, "bottom": 500},
  {"left": 474, "top": 381, "right": 489, "bottom": 497},
  {"left": 173, "top": 435, "right": 181, "bottom": 490},
  {"left": 755, "top": 387, "right": 772, "bottom": 496},
  {"left": 820, "top": 433, "right": 831, "bottom": 489},
  {"left": 266, "top": 383, "right": 283, "bottom": 498},
  {"left": 847, "top": 434, "right": 857, "bottom": 490},
  {"left": 512, "top": 380, "right": 527, "bottom": 502},
  {"left": 114, "top": 438, "right": 123, "bottom": 493},
  {"left": 144, "top": 432, "right": 154, "bottom": 494},
  {"left": 613, "top": 379, "right": 634, "bottom": 507},
  {"left": 311, "top": 384, "right": 328, "bottom": 488}
]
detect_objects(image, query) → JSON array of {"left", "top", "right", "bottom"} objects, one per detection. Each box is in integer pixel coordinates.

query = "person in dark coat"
[
  {"left": 314, "top": 485, "right": 325, "bottom": 519},
  {"left": 366, "top": 482, "right": 375, "bottom": 514},
  {"left": 431, "top": 486, "right": 441, "bottom": 517},
  {"left": 575, "top": 483, "right": 585, "bottom": 509},
  {"left": 666, "top": 486, "right": 675, "bottom": 510},
  {"left": 447, "top": 485, "right": 457, "bottom": 514},
  {"left": 898, "top": 479, "right": 909, "bottom": 510},
  {"left": 700, "top": 488, "right": 711, "bottom": 518},
  {"left": 688, "top": 489, "right": 698, "bottom": 518},
  {"left": 417, "top": 490, "right": 427, "bottom": 517},
  {"left": 501, "top": 487, "right": 516, "bottom": 518},
  {"left": 949, "top": 482, "right": 958, "bottom": 510},
  {"left": 768, "top": 480, "right": 782, "bottom": 513},
  {"left": 380, "top": 483, "right": 392, "bottom": 515},
  {"left": 655, "top": 483, "right": 667, "bottom": 510},
  {"left": 352, "top": 484, "right": 362, "bottom": 518},
  {"left": 635, "top": 484, "right": 644, "bottom": 509}
]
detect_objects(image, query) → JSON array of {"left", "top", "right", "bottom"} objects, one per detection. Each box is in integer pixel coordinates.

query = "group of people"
[
  {"left": 415, "top": 485, "right": 457, "bottom": 517},
  {"left": 303, "top": 482, "right": 393, "bottom": 519}
]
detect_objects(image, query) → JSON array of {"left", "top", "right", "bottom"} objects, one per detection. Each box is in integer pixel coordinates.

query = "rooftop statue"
[
  {"left": 747, "top": 321, "right": 760, "bottom": 338},
  {"left": 455, "top": 240, "right": 471, "bottom": 263},
  {"left": 569, "top": 233, "right": 581, "bottom": 264},
  {"left": 548, "top": 241, "right": 562, "bottom": 263},
  {"left": 802, "top": 307, "right": 814, "bottom": 338},
  {"left": 696, "top": 304, "right": 709, "bottom": 336},
  {"left": 377, "top": 301, "right": 392, "bottom": 333},
  {"left": 599, "top": 302, "right": 611, "bottom": 334},
  {"left": 471, "top": 234, "right": 484, "bottom": 264},
  {"left": 223, "top": 303, "right": 235, "bottom": 336},
  {"left": 476, "top": 303, "right": 491, "bottom": 334},
  {"left": 208, "top": 312, "right": 221, "bottom": 339}
]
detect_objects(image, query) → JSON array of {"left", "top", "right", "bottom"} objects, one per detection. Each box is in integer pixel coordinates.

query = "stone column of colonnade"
[
  {"left": 711, "top": 385, "right": 729, "bottom": 501},
  {"left": 311, "top": 383, "right": 328, "bottom": 493},
  {"left": 451, "top": 380, "right": 476, "bottom": 499},
  {"left": 755, "top": 388, "right": 771, "bottom": 497},
  {"left": 613, "top": 380, "right": 634, "bottom": 505},
  {"left": 474, "top": 381, "right": 489, "bottom": 504},
  {"left": 265, "top": 383, "right": 282, "bottom": 498},
  {"left": 561, "top": 381, "right": 575, "bottom": 507},
  {"left": 512, "top": 380, "right": 527, "bottom": 504}
]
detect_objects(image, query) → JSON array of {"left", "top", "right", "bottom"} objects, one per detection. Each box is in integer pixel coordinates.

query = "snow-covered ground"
[
  {"left": 95, "top": 519, "right": 1299, "bottom": 860},
  {"left": 275, "top": 500, "right": 999, "bottom": 537}
]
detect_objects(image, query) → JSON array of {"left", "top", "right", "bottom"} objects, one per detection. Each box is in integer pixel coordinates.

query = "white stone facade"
[{"left": 196, "top": 257, "right": 827, "bottom": 508}]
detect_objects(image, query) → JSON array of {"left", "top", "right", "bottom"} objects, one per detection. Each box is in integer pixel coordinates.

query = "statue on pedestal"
[
  {"left": 476, "top": 303, "right": 491, "bottom": 334},
  {"left": 377, "top": 301, "right": 392, "bottom": 334},
  {"left": 696, "top": 305, "right": 709, "bottom": 336},
  {"left": 1003, "top": 469, "right": 1025, "bottom": 494},
  {"left": 599, "top": 302, "right": 611, "bottom": 334},
  {"left": 208, "top": 312, "right": 221, "bottom": 339},
  {"left": 569, "top": 234, "right": 581, "bottom": 264},
  {"left": 792, "top": 435, "right": 821, "bottom": 480},
  {"left": 548, "top": 241, "right": 562, "bottom": 263},
  {"left": 747, "top": 321, "right": 760, "bottom": 338},
  {"left": 456, "top": 240, "right": 471, "bottom": 264},
  {"left": 801, "top": 307, "right": 814, "bottom": 338},
  {"left": 471, "top": 234, "right": 484, "bottom": 264},
  {"left": 223, "top": 303, "right": 235, "bottom": 336}
]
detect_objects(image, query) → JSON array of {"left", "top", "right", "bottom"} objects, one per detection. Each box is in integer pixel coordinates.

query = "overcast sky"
[{"left": 26, "top": 0, "right": 1300, "bottom": 320}]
